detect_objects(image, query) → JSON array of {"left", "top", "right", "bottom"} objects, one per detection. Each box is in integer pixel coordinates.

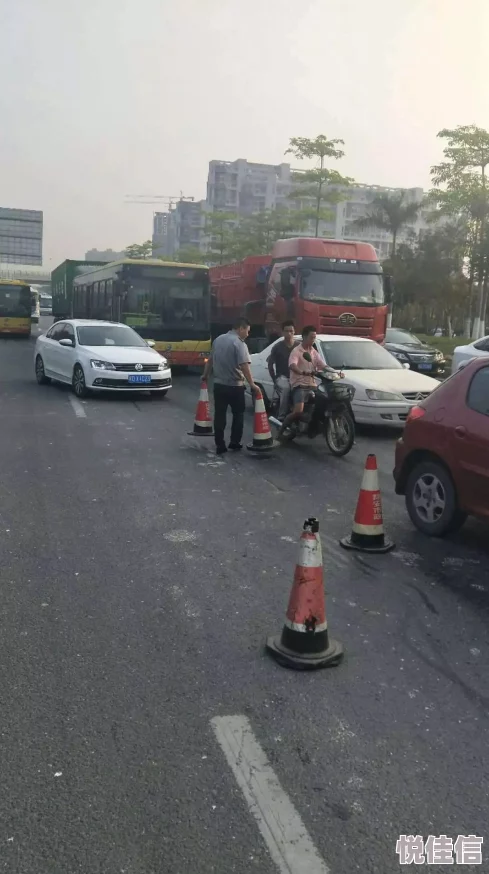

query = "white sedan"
[
  {"left": 249, "top": 334, "right": 440, "bottom": 427},
  {"left": 34, "top": 319, "right": 172, "bottom": 398},
  {"left": 451, "top": 336, "right": 489, "bottom": 373}
]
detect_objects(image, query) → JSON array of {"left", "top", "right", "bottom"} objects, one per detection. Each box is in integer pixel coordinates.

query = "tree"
[
  {"left": 124, "top": 240, "right": 153, "bottom": 259},
  {"left": 174, "top": 246, "right": 208, "bottom": 265},
  {"left": 203, "top": 211, "right": 239, "bottom": 264},
  {"left": 430, "top": 125, "right": 489, "bottom": 337},
  {"left": 383, "top": 222, "right": 469, "bottom": 335},
  {"left": 286, "top": 135, "right": 353, "bottom": 236},
  {"left": 352, "top": 190, "right": 423, "bottom": 257},
  {"left": 230, "top": 206, "right": 309, "bottom": 259}
]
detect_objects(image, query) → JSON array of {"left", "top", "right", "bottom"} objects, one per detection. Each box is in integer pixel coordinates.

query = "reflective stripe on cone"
[
  {"left": 340, "top": 453, "right": 395, "bottom": 553},
  {"left": 247, "top": 388, "right": 275, "bottom": 453},
  {"left": 188, "top": 381, "right": 214, "bottom": 436},
  {"left": 266, "top": 518, "right": 344, "bottom": 670}
]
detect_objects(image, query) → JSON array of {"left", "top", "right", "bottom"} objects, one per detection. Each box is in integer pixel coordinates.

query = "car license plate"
[
  {"left": 128, "top": 374, "right": 151, "bottom": 384},
  {"left": 418, "top": 363, "right": 432, "bottom": 370}
]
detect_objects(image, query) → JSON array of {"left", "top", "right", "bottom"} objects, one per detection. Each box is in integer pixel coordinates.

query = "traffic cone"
[
  {"left": 340, "top": 454, "right": 395, "bottom": 553},
  {"left": 188, "top": 380, "right": 214, "bottom": 436},
  {"left": 266, "top": 518, "right": 344, "bottom": 670},
  {"left": 246, "top": 388, "right": 275, "bottom": 454}
]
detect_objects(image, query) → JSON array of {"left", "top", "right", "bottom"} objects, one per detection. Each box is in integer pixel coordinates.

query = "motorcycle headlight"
[
  {"left": 366, "top": 390, "right": 403, "bottom": 401},
  {"left": 90, "top": 359, "right": 115, "bottom": 370}
]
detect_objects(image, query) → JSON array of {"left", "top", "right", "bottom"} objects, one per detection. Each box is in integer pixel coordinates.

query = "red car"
[{"left": 394, "top": 357, "right": 489, "bottom": 536}]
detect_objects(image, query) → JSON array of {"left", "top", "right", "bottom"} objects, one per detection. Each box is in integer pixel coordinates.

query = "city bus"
[
  {"left": 71, "top": 259, "right": 211, "bottom": 366},
  {"left": 0, "top": 280, "right": 32, "bottom": 337}
]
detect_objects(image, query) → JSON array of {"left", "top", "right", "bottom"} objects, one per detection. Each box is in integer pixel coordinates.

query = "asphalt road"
[{"left": 1, "top": 321, "right": 489, "bottom": 873}]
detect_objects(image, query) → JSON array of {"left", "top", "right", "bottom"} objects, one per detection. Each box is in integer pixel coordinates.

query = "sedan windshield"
[
  {"left": 386, "top": 329, "right": 422, "bottom": 345},
  {"left": 319, "top": 340, "right": 402, "bottom": 370},
  {"left": 77, "top": 325, "right": 149, "bottom": 347}
]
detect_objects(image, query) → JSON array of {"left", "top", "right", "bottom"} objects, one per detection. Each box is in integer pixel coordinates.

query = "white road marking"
[
  {"left": 69, "top": 396, "right": 87, "bottom": 418},
  {"left": 211, "top": 715, "right": 330, "bottom": 874}
]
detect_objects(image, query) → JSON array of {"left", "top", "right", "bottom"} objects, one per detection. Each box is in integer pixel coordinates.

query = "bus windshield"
[
  {"left": 300, "top": 269, "right": 384, "bottom": 306},
  {"left": 0, "top": 285, "right": 31, "bottom": 317},
  {"left": 124, "top": 268, "right": 209, "bottom": 335}
]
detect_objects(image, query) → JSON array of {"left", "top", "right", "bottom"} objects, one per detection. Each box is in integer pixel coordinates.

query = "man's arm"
[
  {"left": 267, "top": 348, "right": 277, "bottom": 382},
  {"left": 239, "top": 362, "right": 258, "bottom": 391},
  {"left": 288, "top": 347, "right": 306, "bottom": 376}
]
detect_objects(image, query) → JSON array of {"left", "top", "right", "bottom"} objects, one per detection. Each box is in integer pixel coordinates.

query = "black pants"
[{"left": 213, "top": 384, "right": 246, "bottom": 450}]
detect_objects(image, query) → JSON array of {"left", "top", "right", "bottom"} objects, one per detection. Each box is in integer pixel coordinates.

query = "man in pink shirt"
[{"left": 279, "top": 325, "right": 327, "bottom": 436}]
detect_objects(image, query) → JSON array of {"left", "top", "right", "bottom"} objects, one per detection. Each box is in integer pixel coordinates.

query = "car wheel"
[
  {"left": 35, "top": 355, "right": 51, "bottom": 385},
  {"left": 405, "top": 460, "right": 467, "bottom": 537},
  {"left": 72, "top": 364, "right": 88, "bottom": 398}
]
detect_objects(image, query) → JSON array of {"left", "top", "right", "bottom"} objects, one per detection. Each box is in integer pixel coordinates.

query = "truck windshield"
[
  {"left": 0, "top": 286, "right": 31, "bottom": 316},
  {"left": 301, "top": 270, "right": 384, "bottom": 305}
]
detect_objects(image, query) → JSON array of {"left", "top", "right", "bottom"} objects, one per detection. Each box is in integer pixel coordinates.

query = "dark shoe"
[
  {"left": 216, "top": 445, "right": 227, "bottom": 456},
  {"left": 228, "top": 443, "right": 242, "bottom": 451}
]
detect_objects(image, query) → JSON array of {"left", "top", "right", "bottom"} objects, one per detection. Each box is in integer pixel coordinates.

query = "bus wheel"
[
  {"left": 35, "top": 356, "right": 51, "bottom": 385},
  {"left": 73, "top": 365, "right": 88, "bottom": 398}
]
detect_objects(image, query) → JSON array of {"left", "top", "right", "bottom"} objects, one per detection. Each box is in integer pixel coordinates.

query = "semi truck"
[
  {"left": 51, "top": 259, "right": 106, "bottom": 322},
  {"left": 210, "top": 237, "right": 390, "bottom": 350}
]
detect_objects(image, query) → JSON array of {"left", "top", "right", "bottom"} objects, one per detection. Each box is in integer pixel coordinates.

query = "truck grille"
[
  {"left": 319, "top": 314, "right": 374, "bottom": 336},
  {"left": 112, "top": 363, "right": 160, "bottom": 372}
]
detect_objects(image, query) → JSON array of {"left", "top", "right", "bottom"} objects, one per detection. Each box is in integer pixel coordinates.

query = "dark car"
[
  {"left": 384, "top": 328, "right": 446, "bottom": 376},
  {"left": 394, "top": 357, "right": 489, "bottom": 536}
]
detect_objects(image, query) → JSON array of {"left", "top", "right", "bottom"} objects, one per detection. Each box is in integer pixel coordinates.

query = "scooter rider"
[
  {"left": 267, "top": 320, "right": 298, "bottom": 420},
  {"left": 278, "top": 325, "right": 329, "bottom": 437}
]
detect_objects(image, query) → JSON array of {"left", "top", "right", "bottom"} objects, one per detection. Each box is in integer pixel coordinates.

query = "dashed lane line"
[
  {"left": 68, "top": 396, "right": 87, "bottom": 418},
  {"left": 211, "top": 714, "right": 331, "bottom": 874}
]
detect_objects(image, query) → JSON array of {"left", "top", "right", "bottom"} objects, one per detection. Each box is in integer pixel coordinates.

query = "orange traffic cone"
[
  {"left": 188, "top": 380, "right": 214, "bottom": 436},
  {"left": 266, "top": 517, "right": 344, "bottom": 670},
  {"left": 246, "top": 388, "right": 275, "bottom": 453},
  {"left": 340, "top": 454, "right": 395, "bottom": 553}
]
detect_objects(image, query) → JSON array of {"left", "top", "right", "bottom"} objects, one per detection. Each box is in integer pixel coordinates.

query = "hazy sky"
[{"left": 1, "top": 0, "right": 488, "bottom": 265}]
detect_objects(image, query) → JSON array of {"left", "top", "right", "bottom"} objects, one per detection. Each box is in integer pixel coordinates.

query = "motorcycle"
[{"left": 268, "top": 359, "right": 355, "bottom": 457}]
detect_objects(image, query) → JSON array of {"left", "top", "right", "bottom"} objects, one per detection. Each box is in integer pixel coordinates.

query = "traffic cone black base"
[
  {"left": 266, "top": 635, "right": 343, "bottom": 671},
  {"left": 340, "top": 534, "right": 394, "bottom": 554},
  {"left": 246, "top": 439, "right": 279, "bottom": 453}
]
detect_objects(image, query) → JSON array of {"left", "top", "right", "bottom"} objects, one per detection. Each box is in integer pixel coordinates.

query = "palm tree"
[{"left": 352, "top": 190, "right": 423, "bottom": 256}]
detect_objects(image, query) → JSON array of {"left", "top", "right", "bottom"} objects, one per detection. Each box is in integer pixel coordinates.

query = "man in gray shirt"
[{"left": 203, "top": 318, "right": 258, "bottom": 455}]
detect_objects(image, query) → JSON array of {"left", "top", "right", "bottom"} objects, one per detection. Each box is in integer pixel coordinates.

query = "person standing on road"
[
  {"left": 278, "top": 325, "right": 326, "bottom": 437},
  {"left": 267, "top": 321, "right": 297, "bottom": 420},
  {"left": 203, "top": 318, "right": 258, "bottom": 455}
]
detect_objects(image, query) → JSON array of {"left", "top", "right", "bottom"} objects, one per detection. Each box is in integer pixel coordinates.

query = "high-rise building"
[
  {"left": 84, "top": 248, "right": 124, "bottom": 262},
  {"left": 0, "top": 207, "right": 43, "bottom": 265},
  {"left": 152, "top": 201, "right": 207, "bottom": 258},
  {"left": 206, "top": 159, "right": 292, "bottom": 216}
]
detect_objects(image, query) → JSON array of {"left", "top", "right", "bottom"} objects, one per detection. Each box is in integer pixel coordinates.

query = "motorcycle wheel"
[{"left": 324, "top": 411, "right": 355, "bottom": 457}]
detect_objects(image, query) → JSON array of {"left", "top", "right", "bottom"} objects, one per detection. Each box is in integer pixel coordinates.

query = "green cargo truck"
[{"left": 51, "top": 260, "right": 105, "bottom": 322}]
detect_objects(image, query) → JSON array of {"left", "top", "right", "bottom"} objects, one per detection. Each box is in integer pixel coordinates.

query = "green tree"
[
  {"left": 174, "top": 246, "right": 208, "bottom": 265},
  {"left": 231, "top": 206, "right": 309, "bottom": 258},
  {"left": 430, "top": 125, "right": 489, "bottom": 337},
  {"left": 352, "top": 190, "right": 423, "bottom": 257},
  {"left": 286, "top": 135, "right": 353, "bottom": 236},
  {"left": 204, "top": 211, "right": 239, "bottom": 264},
  {"left": 124, "top": 240, "right": 153, "bottom": 259}
]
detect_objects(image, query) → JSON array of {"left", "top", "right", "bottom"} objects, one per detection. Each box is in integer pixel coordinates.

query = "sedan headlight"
[
  {"left": 435, "top": 351, "right": 444, "bottom": 360},
  {"left": 366, "top": 389, "right": 403, "bottom": 401},
  {"left": 158, "top": 358, "right": 167, "bottom": 369},
  {"left": 90, "top": 359, "right": 115, "bottom": 370},
  {"left": 392, "top": 351, "right": 409, "bottom": 361}
]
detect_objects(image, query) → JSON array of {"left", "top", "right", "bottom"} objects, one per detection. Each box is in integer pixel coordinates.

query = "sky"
[{"left": 1, "top": 0, "right": 488, "bottom": 266}]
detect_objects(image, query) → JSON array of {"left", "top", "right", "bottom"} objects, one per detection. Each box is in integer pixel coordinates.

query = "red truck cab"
[{"left": 210, "top": 238, "right": 389, "bottom": 347}]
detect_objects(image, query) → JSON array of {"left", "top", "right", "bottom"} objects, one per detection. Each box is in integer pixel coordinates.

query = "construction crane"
[{"left": 124, "top": 193, "right": 194, "bottom": 210}]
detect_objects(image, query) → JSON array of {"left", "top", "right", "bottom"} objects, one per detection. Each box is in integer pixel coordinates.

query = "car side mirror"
[
  {"left": 403, "top": 362, "right": 410, "bottom": 369},
  {"left": 59, "top": 338, "right": 74, "bottom": 347},
  {"left": 147, "top": 340, "right": 156, "bottom": 348}
]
